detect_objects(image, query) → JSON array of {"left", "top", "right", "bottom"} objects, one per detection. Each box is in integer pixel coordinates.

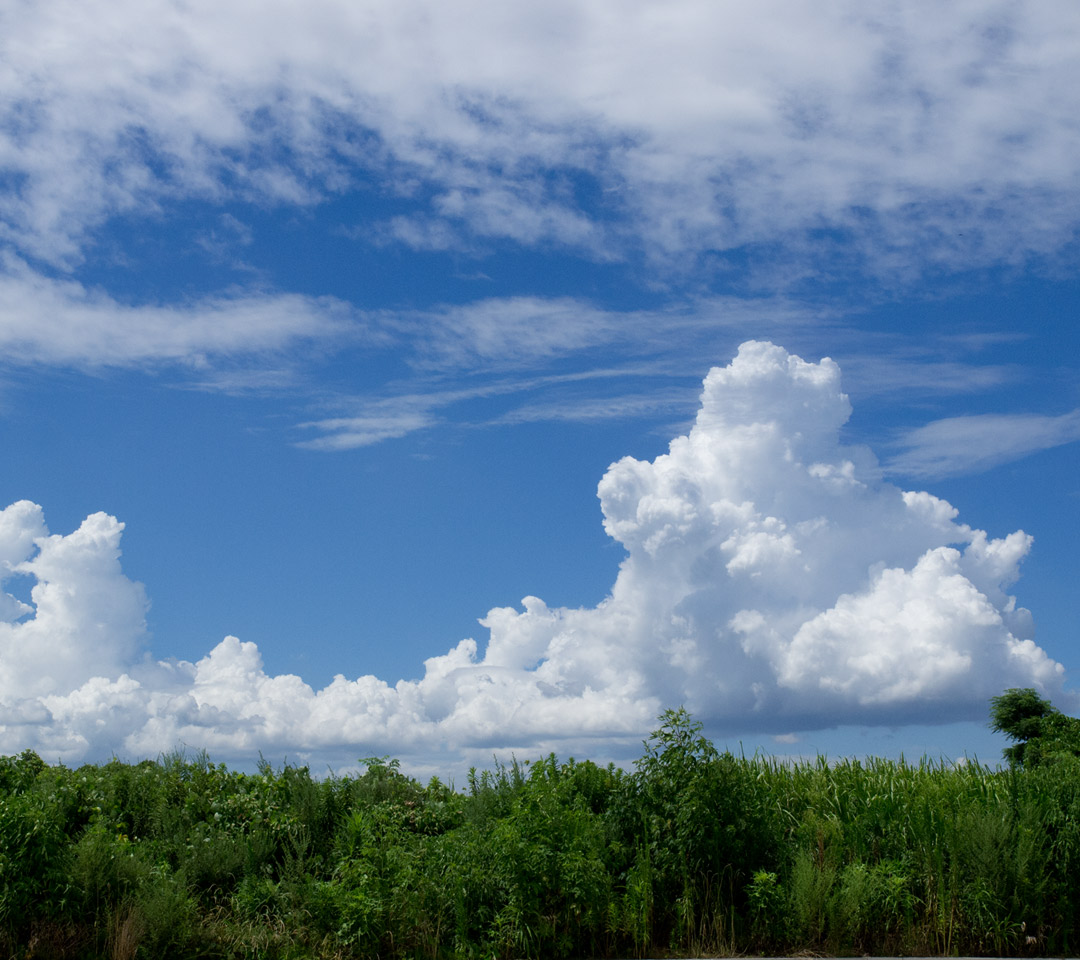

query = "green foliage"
[
  {"left": 745, "top": 869, "right": 783, "bottom": 946},
  {"left": 0, "top": 748, "right": 48, "bottom": 793},
  {"left": 0, "top": 790, "right": 72, "bottom": 937},
  {"left": 787, "top": 847, "right": 835, "bottom": 945},
  {"left": 991, "top": 687, "right": 1080, "bottom": 768},
  {"left": 618, "top": 707, "right": 782, "bottom": 951},
  {"left": 1, "top": 704, "right": 1079, "bottom": 957}
]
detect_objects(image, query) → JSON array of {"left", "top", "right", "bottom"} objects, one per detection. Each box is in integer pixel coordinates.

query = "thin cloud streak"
[
  {"left": 295, "top": 362, "right": 695, "bottom": 448},
  {"left": 887, "top": 409, "right": 1080, "bottom": 479},
  {"left": 386, "top": 296, "right": 830, "bottom": 373},
  {"left": 293, "top": 296, "right": 1033, "bottom": 452},
  {"left": 0, "top": 257, "right": 362, "bottom": 370},
  {"left": 838, "top": 357, "right": 1021, "bottom": 397},
  {"left": 490, "top": 389, "right": 697, "bottom": 426},
  {"left": 0, "top": 261, "right": 1050, "bottom": 469}
]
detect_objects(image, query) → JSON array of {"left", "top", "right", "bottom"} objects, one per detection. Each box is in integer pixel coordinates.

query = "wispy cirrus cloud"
[
  {"left": 390, "top": 295, "right": 828, "bottom": 371},
  {"left": 491, "top": 388, "right": 696, "bottom": 426},
  {"left": 293, "top": 295, "right": 1043, "bottom": 451},
  {"left": 887, "top": 409, "right": 1080, "bottom": 479},
  {"left": 294, "top": 363, "right": 696, "bottom": 449},
  {"left": 296, "top": 405, "right": 439, "bottom": 451},
  {"left": 836, "top": 357, "right": 1021, "bottom": 397},
  {"left": 0, "top": 266, "right": 1032, "bottom": 420},
  {"left": 0, "top": 256, "right": 362, "bottom": 370}
]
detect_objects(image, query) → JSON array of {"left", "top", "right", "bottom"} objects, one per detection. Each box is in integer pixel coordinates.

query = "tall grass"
[{"left": 1, "top": 715, "right": 1079, "bottom": 958}]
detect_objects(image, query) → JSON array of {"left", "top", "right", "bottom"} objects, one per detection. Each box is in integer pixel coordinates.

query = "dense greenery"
[
  {"left": 3, "top": 706, "right": 1080, "bottom": 958},
  {"left": 990, "top": 687, "right": 1080, "bottom": 768}
]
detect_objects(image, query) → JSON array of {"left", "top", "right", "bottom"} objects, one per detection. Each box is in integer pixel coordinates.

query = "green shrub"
[
  {"left": 745, "top": 869, "right": 783, "bottom": 947},
  {"left": 0, "top": 791, "right": 71, "bottom": 937}
]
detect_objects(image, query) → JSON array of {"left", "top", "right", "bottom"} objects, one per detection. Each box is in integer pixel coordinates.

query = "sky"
[{"left": 1, "top": 0, "right": 1078, "bottom": 777}]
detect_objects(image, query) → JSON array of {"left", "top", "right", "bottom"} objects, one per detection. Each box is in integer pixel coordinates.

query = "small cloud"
[
  {"left": 840, "top": 358, "right": 1019, "bottom": 397},
  {"left": 886, "top": 409, "right": 1080, "bottom": 479},
  {"left": 491, "top": 388, "right": 696, "bottom": 426},
  {"left": 0, "top": 256, "right": 358, "bottom": 371},
  {"left": 296, "top": 411, "right": 436, "bottom": 450},
  {"left": 377, "top": 216, "right": 464, "bottom": 252},
  {"left": 194, "top": 213, "right": 255, "bottom": 262}
]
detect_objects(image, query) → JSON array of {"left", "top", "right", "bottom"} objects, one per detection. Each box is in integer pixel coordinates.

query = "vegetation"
[
  {"left": 990, "top": 687, "right": 1080, "bottom": 768},
  {"left": 2, "top": 701, "right": 1079, "bottom": 958}
]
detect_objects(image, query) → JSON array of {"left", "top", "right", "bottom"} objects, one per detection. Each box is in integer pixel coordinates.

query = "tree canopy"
[{"left": 990, "top": 688, "right": 1080, "bottom": 768}]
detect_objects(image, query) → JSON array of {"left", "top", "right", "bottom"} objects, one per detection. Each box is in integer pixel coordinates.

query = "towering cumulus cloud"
[{"left": 0, "top": 343, "right": 1065, "bottom": 766}]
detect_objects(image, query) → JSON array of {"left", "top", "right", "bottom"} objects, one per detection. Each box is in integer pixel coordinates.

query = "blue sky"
[{"left": 0, "top": 0, "right": 1078, "bottom": 775}]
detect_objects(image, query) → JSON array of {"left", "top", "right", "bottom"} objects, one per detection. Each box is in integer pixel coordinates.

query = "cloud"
[
  {"left": 293, "top": 295, "right": 829, "bottom": 449},
  {"left": 887, "top": 409, "right": 1080, "bottom": 478},
  {"left": 296, "top": 408, "right": 437, "bottom": 450},
  {"left": 2, "top": 0, "right": 1079, "bottom": 277},
  {"left": 293, "top": 362, "right": 689, "bottom": 449},
  {"left": 0, "top": 502, "right": 147, "bottom": 703},
  {"left": 0, "top": 267, "right": 1024, "bottom": 437},
  {"left": 0, "top": 343, "right": 1067, "bottom": 767},
  {"left": 393, "top": 296, "right": 827, "bottom": 372},
  {"left": 491, "top": 388, "right": 695, "bottom": 426},
  {"left": 0, "top": 255, "right": 359, "bottom": 370},
  {"left": 401, "top": 297, "right": 636, "bottom": 371},
  {"left": 837, "top": 357, "right": 1020, "bottom": 398}
]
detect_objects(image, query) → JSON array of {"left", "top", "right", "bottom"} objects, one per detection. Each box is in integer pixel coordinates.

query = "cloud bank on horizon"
[{"left": 0, "top": 342, "right": 1063, "bottom": 768}]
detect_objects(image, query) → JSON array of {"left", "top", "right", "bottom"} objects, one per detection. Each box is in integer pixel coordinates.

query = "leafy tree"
[{"left": 990, "top": 688, "right": 1080, "bottom": 767}]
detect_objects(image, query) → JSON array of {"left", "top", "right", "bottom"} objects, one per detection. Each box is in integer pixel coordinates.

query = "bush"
[{"left": 0, "top": 791, "right": 72, "bottom": 939}]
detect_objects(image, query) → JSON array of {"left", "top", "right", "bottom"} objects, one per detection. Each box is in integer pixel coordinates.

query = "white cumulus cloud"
[{"left": 0, "top": 343, "right": 1066, "bottom": 767}]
